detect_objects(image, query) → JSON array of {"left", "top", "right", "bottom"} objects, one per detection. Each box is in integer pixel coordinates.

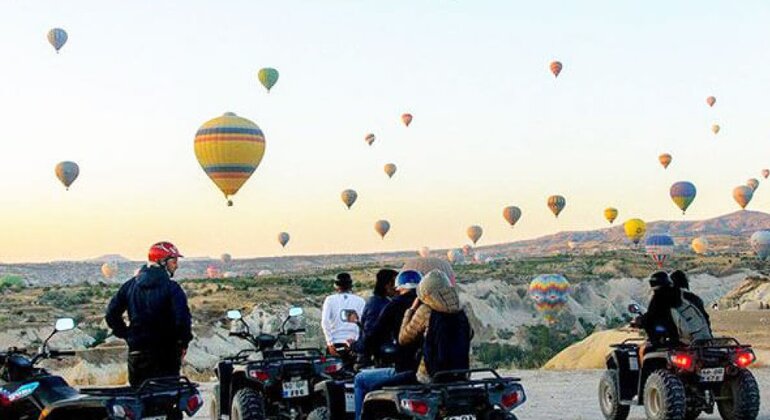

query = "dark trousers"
[{"left": 128, "top": 349, "right": 182, "bottom": 388}]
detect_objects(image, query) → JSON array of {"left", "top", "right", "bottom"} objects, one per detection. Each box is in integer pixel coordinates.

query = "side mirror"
[
  {"left": 341, "top": 309, "right": 359, "bottom": 324},
  {"left": 227, "top": 310, "right": 242, "bottom": 320},
  {"left": 628, "top": 304, "right": 641, "bottom": 314},
  {"left": 288, "top": 307, "right": 303, "bottom": 318},
  {"left": 55, "top": 318, "right": 75, "bottom": 332}
]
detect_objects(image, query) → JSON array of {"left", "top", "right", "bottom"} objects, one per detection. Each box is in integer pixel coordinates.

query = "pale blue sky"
[{"left": 1, "top": 1, "right": 769, "bottom": 262}]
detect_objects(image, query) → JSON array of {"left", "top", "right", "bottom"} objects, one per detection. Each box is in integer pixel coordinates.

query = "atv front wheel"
[
  {"left": 599, "top": 370, "right": 630, "bottom": 420},
  {"left": 717, "top": 368, "right": 760, "bottom": 420},
  {"left": 230, "top": 388, "right": 266, "bottom": 420},
  {"left": 643, "top": 370, "right": 686, "bottom": 420},
  {"left": 209, "top": 384, "right": 220, "bottom": 420},
  {"left": 307, "top": 407, "right": 331, "bottom": 420}
]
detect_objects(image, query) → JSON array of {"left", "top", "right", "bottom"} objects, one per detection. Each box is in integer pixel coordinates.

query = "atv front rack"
[
  {"left": 383, "top": 368, "right": 522, "bottom": 391},
  {"left": 82, "top": 376, "right": 198, "bottom": 397}
]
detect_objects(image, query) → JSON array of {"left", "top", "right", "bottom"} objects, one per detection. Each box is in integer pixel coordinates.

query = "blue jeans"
[{"left": 354, "top": 367, "right": 395, "bottom": 420}]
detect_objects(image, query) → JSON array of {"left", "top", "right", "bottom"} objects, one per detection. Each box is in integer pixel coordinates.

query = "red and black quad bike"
[
  {"left": 81, "top": 376, "right": 204, "bottom": 420},
  {"left": 210, "top": 307, "right": 345, "bottom": 420},
  {"left": 599, "top": 304, "right": 760, "bottom": 420},
  {"left": 360, "top": 368, "right": 526, "bottom": 420}
]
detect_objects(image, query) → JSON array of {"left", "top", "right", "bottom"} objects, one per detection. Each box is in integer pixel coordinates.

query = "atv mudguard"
[
  {"left": 606, "top": 347, "right": 640, "bottom": 402},
  {"left": 636, "top": 351, "right": 669, "bottom": 404},
  {"left": 313, "top": 379, "right": 347, "bottom": 415},
  {"left": 360, "top": 388, "right": 404, "bottom": 419},
  {"left": 218, "top": 361, "right": 265, "bottom": 416}
]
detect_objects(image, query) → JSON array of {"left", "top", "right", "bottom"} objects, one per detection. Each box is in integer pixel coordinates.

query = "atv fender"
[
  {"left": 606, "top": 348, "right": 640, "bottom": 402},
  {"left": 361, "top": 389, "right": 403, "bottom": 419},
  {"left": 637, "top": 351, "right": 669, "bottom": 404},
  {"left": 221, "top": 369, "right": 265, "bottom": 416},
  {"left": 314, "top": 379, "right": 347, "bottom": 414},
  {"left": 215, "top": 361, "right": 234, "bottom": 416}
]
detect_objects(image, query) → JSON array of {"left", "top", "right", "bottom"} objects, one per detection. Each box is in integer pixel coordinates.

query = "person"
[
  {"left": 360, "top": 269, "right": 398, "bottom": 345},
  {"left": 399, "top": 270, "right": 472, "bottom": 384},
  {"left": 321, "top": 272, "right": 366, "bottom": 357},
  {"left": 353, "top": 269, "right": 423, "bottom": 420},
  {"left": 636, "top": 271, "right": 681, "bottom": 356},
  {"left": 105, "top": 242, "right": 192, "bottom": 388},
  {"left": 670, "top": 270, "right": 711, "bottom": 327}
]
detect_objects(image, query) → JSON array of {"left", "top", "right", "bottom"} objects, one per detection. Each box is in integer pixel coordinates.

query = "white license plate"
[
  {"left": 282, "top": 380, "right": 309, "bottom": 398},
  {"left": 445, "top": 416, "right": 476, "bottom": 420},
  {"left": 629, "top": 357, "right": 638, "bottom": 371},
  {"left": 700, "top": 367, "right": 725, "bottom": 382},
  {"left": 345, "top": 390, "right": 355, "bottom": 412},
  {"left": 144, "top": 417, "right": 165, "bottom": 420}
]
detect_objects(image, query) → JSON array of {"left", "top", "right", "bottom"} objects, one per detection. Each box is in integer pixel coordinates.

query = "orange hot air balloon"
[
  {"left": 375, "top": 220, "right": 390, "bottom": 239},
  {"left": 733, "top": 185, "right": 754, "bottom": 209},
  {"left": 549, "top": 61, "right": 563, "bottom": 78},
  {"left": 467, "top": 225, "right": 483, "bottom": 245},
  {"left": 659, "top": 153, "right": 672, "bottom": 169},
  {"left": 706, "top": 96, "right": 716, "bottom": 107},
  {"left": 401, "top": 113, "right": 413, "bottom": 127}
]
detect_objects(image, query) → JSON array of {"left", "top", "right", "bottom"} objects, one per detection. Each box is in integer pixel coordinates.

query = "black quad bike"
[
  {"left": 211, "top": 307, "right": 344, "bottom": 420},
  {"left": 599, "top": 304, "right": 761, "bottom": 420}
]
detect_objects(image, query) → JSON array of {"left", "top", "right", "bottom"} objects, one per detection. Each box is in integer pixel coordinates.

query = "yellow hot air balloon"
[
  {"left": 712, "top": 124, "right": 720, "bottom": 134},
  {"left": 341, "top": 189, "right": 358, "bottom": 209},
  {"left": 375, "top": 220, "right": 390, "bottom": 239},
  {"left": 691, "top": 237, "right": 709, "bottom": 255},
  {"left": 659, "top": 153, "right": 672, "bottom": 169},
  {"left": 194, "top": 112, "right": 266, "bottom": 206},
  {"left": 467, "top": 225, "right": 483, "bottom": 245},
  {"left": 623, "top": 218, "right": 646, "bottom": 245},
  {"left": 604, "top": 208, "right": 618, "bottom": 224},
  {"left": 384, "top": 163, "right": 397, "bottom": 178}
]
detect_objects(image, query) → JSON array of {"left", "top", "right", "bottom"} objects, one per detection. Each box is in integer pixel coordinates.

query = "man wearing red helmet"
[{"left": 105, "top": 242, "right": 193, "bottom": 388}]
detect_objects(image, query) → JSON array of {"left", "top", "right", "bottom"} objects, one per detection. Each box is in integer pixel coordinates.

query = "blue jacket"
[
  {"left": 105, "top": 265, "right": 193, "bottom": 352},
  {"left": 361, "top": 295, "right": 390, "bottom": 338}
]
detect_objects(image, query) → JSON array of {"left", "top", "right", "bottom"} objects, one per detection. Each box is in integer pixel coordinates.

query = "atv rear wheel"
[
  {"left": 231, "top": 388, "right": 266, "bottom": 420},
  {"left": 643, "top": 370, "right": 686, "bottom": 420},
  {"left": 717, "top": 368, "right": 760, "bottom": 420},
  {"left": 307, "top": 407, "right": 330, "bottom": 420},
  {"left": 209, "top": 384, "right": 220, "bottom": 420},
  {"left": 599, "top": 370, "right": 630, "bottom": 420}
]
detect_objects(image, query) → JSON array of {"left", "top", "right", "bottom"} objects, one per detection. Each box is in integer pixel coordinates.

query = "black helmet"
[
  {"left": 670, "top": 270, "right": 689, "bottom": 290},
  {"left": 649, "top": 271, "right": 673, "bottom": 289},
  {"left": 335, "top": 272, "right": 353, "bottom": 289}
]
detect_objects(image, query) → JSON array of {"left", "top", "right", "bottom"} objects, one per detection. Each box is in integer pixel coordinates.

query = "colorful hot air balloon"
[
  {"left": 220, "top": 253, "right": 232, "bottom": 264},
  {"left": 712, "top": 124, "right": 720, "bottom": 134},
  {"left": 624, "top": 219, "right": 647, "bottom": 245},
  {"left": 257, "top": 68, "right": 279, "bottom": 92},
  {"left": 502, "top": 206, "right": 522, "bottom": 227},
  {"left": 706, "top": 96, "right": 716, "bottom": 107},
  {"left": 194, "top": 112, "right": 265, "bottom": 206},
  {"left": 528, "top": 274, "right": 570, "bottom": 323},
  {"left": 462, "top": 244, "right": 473, "bottom": 257},
  {"left": 375, "top": 220, "right": 390, "bottom": 239},
  {"left": 384, "top": 163, "right": 397, "bottom": 178},
  {"left": 670, "top": 181, "right": 697, "bottom": 214},
  {"left": 365, "top": 133, "right": 375, "bottom": 146},
  {"left": 733, "top": 185, "right": 754, "bottom": 209},
  {"left": 747, "top": 178, "right": 760, "bottom": 192},
  {"left": 278, "top": 232, "right": 290, "bottom": 248},
  {"left": 659, "top": 153, "right": 672, "bottom": 169},
  {"left": 604, "top": 208, "right": 618, "bottom": 224},
  {"left": 403, "top": 257, "right": 456, "bottom": 286},
  {"left": 101, "top": 263, "right": 116, "bottom": 279},
  {"left": 47, "top": 28, "right": 68, "bottom": 53},
  {"left": 341, "top": 189, "right": 358, "bottom": 209},
  {"left": 55, "top": 161, "right": 80, "bottom": 190},
  {"left": 549, "top": 61, "right": 563, "bottom": 78},
  {"left": 547, "top": 195, "right": 566, "bottom": 218},
  {"left": 206, "top": 265, "right": 221, "bottom": 279},
  {"left": 467, "top": 225, "right": 483, "bottom": 245},
  {"left": 762, "top": 169, "right": 770, "bottom": 179},
  {"left": 646, "top": 235, "right": 674, "bottom": 269},
  {"left": 751, "top": 231, "right": 770, "bottom": 260},
  {"left": 418, "top": 247, "right": 430, "bottom": 258},
  {"left": 401, "top": 113, "right": 413, "bottom": 127},
  {"left": 447, "top": 249, "right": 463, "bottom": 264},
  {"left": 691, "top": 237, "right": 709, "bottom": 255}
]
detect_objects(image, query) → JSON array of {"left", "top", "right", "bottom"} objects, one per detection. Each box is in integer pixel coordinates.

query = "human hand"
[{"left": 327, "top": 344, "right": 339, "bottom": 356}]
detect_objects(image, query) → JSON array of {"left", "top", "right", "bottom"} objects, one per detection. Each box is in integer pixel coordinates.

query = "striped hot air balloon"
[
  {"left": 194, "top": 112, "right": 266, "bottom": 206},
  {"left": 47, "top": 28, "right": 68, "bottom": 53},
  {"left": 549, "top": 61, "right": 563, "bottom": 78},
  {"left": 528, "top": 274, "right": 570, "bottom": 323},
  {"left": 547, "top": 195, "right": 566, "bottom": 218},
  {"left": 646, "top": 235, "right": 674, "bottom": 269}
]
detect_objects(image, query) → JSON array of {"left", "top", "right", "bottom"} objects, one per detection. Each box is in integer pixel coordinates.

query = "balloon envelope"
[
  {"left": 47, "top": 28, "right": 68, "bottom": 52},
  {"left": 467, "top": 225, "right": 483, "bottom": 245},
  {"left": 55, "top": 161, "right": 80, "bottom": 190},
  {"left": 278, "top": 232, "right": 290, "bottom": 248},
  {"left": 447, "top": 249, "right": 463, "bottom": 264},
  {"left": 502, "top": 206, "right": 522, "bottom": 227},
  {"left": 733, "top": 185, "right": 754, "bottom": 209},
  {"left": 624, "top": 219, "right": 647, "bottom": 245},
  {"left": 747, "top": 178, "right": 760, "bottom": 192},
  {"left": 670, "top": 181, "right": 697, "bottom": 214},
  {"left": 462, "top": 244, "right": 473, "bottom": 256},
  {"left": 712, "top": 124, "right": 720, "bottom": 134},
  {"left": 646, "top": 235, "right": 674, "bottom": 268},
  {"left": 549, "top": 61, "right": 563, "bottom": 78},
  {"left": 375, "top": 220, "right": 390, "bottom": 239},
  {"left": 547, "top": 195, "right": 566, "bottom": 218},
  {"left": 384, "top": 163, "right": 397, "bottom": 178},
  {"left": 401, "top": 113, "right": 413, "bottom": 127},
  {"left": 691, "top": 237, "right": 709, "bottom": 255},
  {"left": 528, "top": 274, "right": 570, "bottom": 322},
  {"left": 706, "top": 96, "right": 716, "bottom": 107},
  {"left": 751, "top": 231, "right": 770, "bottom": 260},
  {"left": 604, "top": 208, "right": 618, "bottom": 224},
  {"left": 220, "top": 253, "right": 232, "bottom": 264},
  {"left": 762, "top": 169, "right": 770, "bottom": 179},
  {"left": 365, "top": 133, "right": 375, "bottom": 146},
  {"left": 257, "top": 68, "right": 279, "bottom": 92},
  {"left": 194, "top": 112, "right": 265, "bottom": 206},
  {"left": 341, "top": 189, "right": 358, "bottom": 209},
  {"left": 101, "top": 263, "right": 116, "bottom": 279},
  {"left": 403, "top": 257, "right": 456, "bottom": 286},
  {"left": 206, "top": 265, "right": 221, "bottom": 279},
  {"left": 659, "top": 154, "right": 672, "bottom": 169},
  {"left": 418, "top": 247, "right": 430, "bottom": 258}
]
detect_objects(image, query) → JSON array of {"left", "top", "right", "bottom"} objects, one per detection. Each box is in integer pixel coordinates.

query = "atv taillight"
[
  {"left": 249, "top": 369, "right": 270, "bottom": 381},
  {"left": 111, "top": 404, "right": 136, "bottom": 419},
  {"left": 670, "top": 353, "right": 694, "bottom": 371},
  {"left": 401, "top": 399, "right": 430, "bottom": 416},
  {"left": 185, "top": 392, "right": 204, "bottom": 415},
  {"left": 501, "top": 390, "right": 523, "bottom": 409},
  {"left": 734, "top": 350, "right": 755, "bottom": 368},
  {"left": 324, "top": 362, "right": 342, "bottom": 374}
]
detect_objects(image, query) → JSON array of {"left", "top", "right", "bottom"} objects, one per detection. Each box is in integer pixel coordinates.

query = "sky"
[{"left": 1, "top": 1, "right": 770, "bottom": 263}]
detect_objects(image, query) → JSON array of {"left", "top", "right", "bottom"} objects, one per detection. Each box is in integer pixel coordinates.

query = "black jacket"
[
  {"left": 682, "top": 290, "right": 711, "bottom": 327},
  {"left": 639, "top": 286, "right": 681, "bottom": 347},
  {"left": 361, "top": 295, "right": 390, "bottom": 339},
  {"left": 105, "top": 265, "right": 193, "bottom": 353},
  {"left": 364, "top": 290, "right": 419, "bottom": 372}
]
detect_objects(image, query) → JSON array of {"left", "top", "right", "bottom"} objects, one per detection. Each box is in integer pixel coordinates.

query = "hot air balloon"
[
  {"left": 257, "top": 68, "right": 279, "bottom": 92},
  {"left": 447, "top": 249, "right": 463, "bottom": 264},
  {"left": 384, "top": 163, "right": 397, "bottom": 178},
  {"left": 670, "top": 181, "right": 697, "bottom": 214},
  {"left": 365, "top": 133, "right": 375, "bottom": 146},
  {"left": 194, "top": 112, "right": 266, "bottom": 206},
  {"left": 691, "top": 237, "right": 709, "bottom": 255},
  {"left": 502, "top": 206, "right": 522, "bottom": 227},
  {"left": 47, "top": 28, "right": 68, "bottom": 53},
  {"left": 101, "top": 263, "right": 116, "bottom": 279},
  {"left": 624, "top": 219, "right": 647, "bottom": 245},
  {"left": 549, "top": 61, "right": 563, "bottom": 78},
  {"left": 418, "top": 247, "right": 431, "bottom": 258},
  {"left": 401, "top": 113, "right": 413, "bottom": 127},
  {"left": 207, "top": 265, "right": 221, "bottom": 279},
  {"left": 278, "top": 232, "right": 290, "bottom": 248},
  {"left": 547, "top": 195, "right": 566, "bottom": 218},
  {"left": 646, "top": 235, "right": 674, "bottom": 269},
  {"left": 257, "top": 269, "right": 273, "bottom": 277},
  {"left": 220, "top": 253, "right": 232, "bottom": 264},
  {"left": 341, "top": 189, "right": 358, "bottom": 209},
  {"left": 706, "top": 96, "right": 716, "bottom": 107},
  {"left": 733, "top": 185, "right": 754, "bottom": 209},
  {"left": 55, "top": 161, "right": 79, "bottom": 190},
  {"left": 712, "top": 124, "right": 720, "bottom": 134},
  {"left": 604, "top": 208, "right": 618, "bottom": 224},
  {"left": 467, "top": 225, "right": 483, "bottom": 245},
  {"left": 528, "top": 274, "right": 570, "bottom": 323},
  {"left": 762, "top": 169, "right": 770, "bottom": 179},
  {"left": 747, "top": 178, "right": 760, "bottom": 192},
  {"left": 751, "top": 231, "right": 770, "bottom": 260},
  {"left": 462, "top": 244, "right": 473, "bottom": 257},
  {"left": 375, "top": 220, "right": 390, "bottom": 239},
  {"left": 659, "top": 153, "right": 672, "bottom": 169},
  {"left": 403, "top": 257, "right": 456, "bottom": 286}
]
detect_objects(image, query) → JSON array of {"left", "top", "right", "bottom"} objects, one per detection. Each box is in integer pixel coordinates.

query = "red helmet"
[{"left": 148, "top": 242, "right": 183, "bottom": 263}]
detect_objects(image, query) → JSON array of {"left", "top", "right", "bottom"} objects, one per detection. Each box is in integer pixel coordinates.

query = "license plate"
[
  {"left": 144, "top": 417, "right": 165, "bottom": 420},
  {"left": 700, "top": 367, "right": 725, "bottom": 382},
  {"left": 628, "top": 357, "right": 638, "bottom": 371},
  {"left": 345, "top": 390, "right": 355, "bottom": 412},
  {"left": 445, "top": 416, "right": 476, "bottom": 420},
  {"left": 282, "top": 380, "right": 309, "bottom": 398}
]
